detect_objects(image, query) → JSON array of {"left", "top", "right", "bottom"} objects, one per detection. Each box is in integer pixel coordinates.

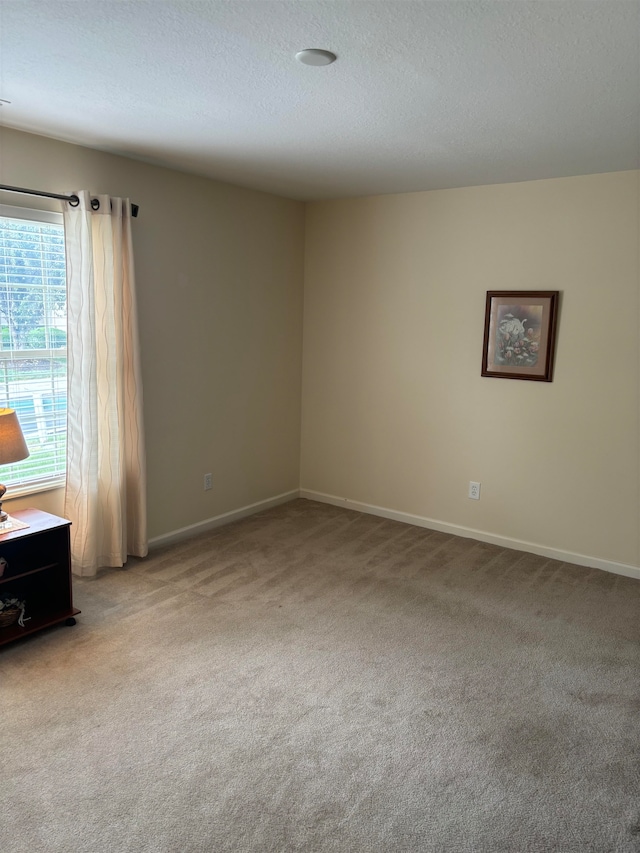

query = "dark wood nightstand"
[{"left": 0, "top": 508, "right": 79, "bottom": 646}]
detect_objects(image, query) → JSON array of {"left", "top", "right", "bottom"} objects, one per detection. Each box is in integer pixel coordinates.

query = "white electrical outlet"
[
  {"left": 204, "top": 473, "right": 212, "bottom": 491},
  {"left": 468, "top": 481, "right": 481, "bottom": 500}
]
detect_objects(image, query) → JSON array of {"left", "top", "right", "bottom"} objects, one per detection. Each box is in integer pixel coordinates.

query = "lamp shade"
[{"left": 0, "top": 408, "right": 29, "bottom": 465}]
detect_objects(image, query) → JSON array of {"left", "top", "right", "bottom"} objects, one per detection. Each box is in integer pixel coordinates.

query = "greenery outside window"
[{"left": 0, "top": 205, "right": 66, "bottom": 495}]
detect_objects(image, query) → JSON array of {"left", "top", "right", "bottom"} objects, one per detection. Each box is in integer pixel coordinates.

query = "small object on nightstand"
[{"left": 0, "top": 517, "right": 29, "bottom": 533}]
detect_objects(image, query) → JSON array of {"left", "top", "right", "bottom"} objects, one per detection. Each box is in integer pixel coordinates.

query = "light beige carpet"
[{"left": 2, "top": 498, "right": 640, "bottom": 852}]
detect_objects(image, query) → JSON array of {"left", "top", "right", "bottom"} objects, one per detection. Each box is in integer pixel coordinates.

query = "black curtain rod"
[{"left": 0, "top": 183, "right": 139, "bottom": 217}]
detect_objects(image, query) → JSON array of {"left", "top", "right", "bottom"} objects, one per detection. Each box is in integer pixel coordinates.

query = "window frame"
[{"left": 0, "top": 203, "right": 67, "bottom": 497}]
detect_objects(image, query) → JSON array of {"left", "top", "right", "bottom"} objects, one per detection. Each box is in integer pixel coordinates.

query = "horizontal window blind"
[{"left": 0, "top": 210, "right": 66, "bottom": 494}]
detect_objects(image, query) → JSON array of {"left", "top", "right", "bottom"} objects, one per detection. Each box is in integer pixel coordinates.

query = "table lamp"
[{"left": 0, "top": 408, "right": 29, "bottom": 522}]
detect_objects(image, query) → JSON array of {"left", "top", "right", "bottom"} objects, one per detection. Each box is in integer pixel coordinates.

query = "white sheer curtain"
[{"left": 63, "top": 191, "right": 147, "bottom": 577}]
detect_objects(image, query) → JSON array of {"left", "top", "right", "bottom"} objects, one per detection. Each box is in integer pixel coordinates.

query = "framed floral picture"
[{"left": 481, "top": 291, "right": 559, "bottom": 381}]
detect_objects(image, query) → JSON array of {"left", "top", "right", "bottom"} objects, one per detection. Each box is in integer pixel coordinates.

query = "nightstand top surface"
[{"left": 0, "top": 508, "right": 71, "bottom": 542}]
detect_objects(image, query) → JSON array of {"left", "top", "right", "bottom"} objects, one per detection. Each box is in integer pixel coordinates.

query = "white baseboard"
[
  {"left": 149, "top": 490, "right": 300, "bottom": 549},
  {"left": 148, "top": 485, "right": 640, "bottom": 581},
  {"left": 299, "top": 489, "right": 640, "bottom": 581}
]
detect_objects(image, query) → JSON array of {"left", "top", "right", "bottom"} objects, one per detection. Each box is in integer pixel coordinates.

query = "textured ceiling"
[{"left": 0, "top": 0, "right": 638, "bottom": 200}]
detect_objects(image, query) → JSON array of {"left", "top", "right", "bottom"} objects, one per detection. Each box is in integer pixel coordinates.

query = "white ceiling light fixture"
[{"left": 295, "top": 48, "right": 336, "bottom": 66}]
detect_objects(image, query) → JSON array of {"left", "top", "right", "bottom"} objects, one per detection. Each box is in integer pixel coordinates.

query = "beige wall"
[
  {"left": 2, "top": 127, "right": 637, "bottom": 570},
  {"left": 301, "top": 172, "right": 640, "bottom": 568},
  {"left": 0, "top": 127, "right": 305, "bottom": 539}
]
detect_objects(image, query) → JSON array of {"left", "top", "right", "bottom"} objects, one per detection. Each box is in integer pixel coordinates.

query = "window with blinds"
[{"left": 0, "top": 206, "right": 66, "bottom": 495}]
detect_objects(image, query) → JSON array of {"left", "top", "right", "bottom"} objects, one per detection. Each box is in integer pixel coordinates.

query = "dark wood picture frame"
[{"left": 481, "top": 291, "right": 559, "bottom": 381}]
